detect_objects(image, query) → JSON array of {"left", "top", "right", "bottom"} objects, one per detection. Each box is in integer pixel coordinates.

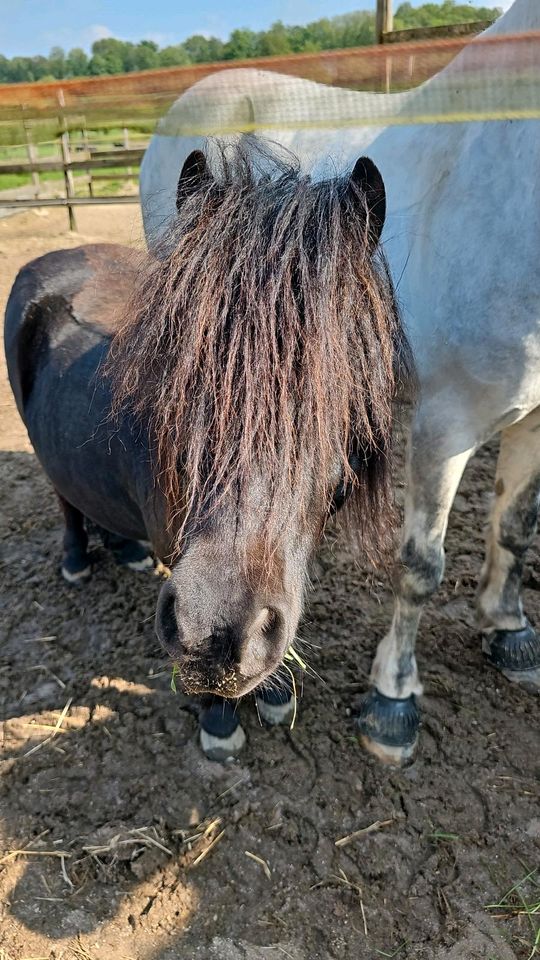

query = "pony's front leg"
[
  {"left": 199, "top": 688, "right": 294, "bottom": 760},
  {"left": 358, "top": 421, "right": 476, "bottom": 764},
  {"left": 478, "top": 406, "right": 540, "bottom": 690},
  {"left": 57, "top": 493, "right": 92, "bottom": 584}
]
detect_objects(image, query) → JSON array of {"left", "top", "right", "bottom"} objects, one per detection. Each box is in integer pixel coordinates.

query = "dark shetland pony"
[{"left": 4, "top": 143, "right": 413, "bottom": 759}]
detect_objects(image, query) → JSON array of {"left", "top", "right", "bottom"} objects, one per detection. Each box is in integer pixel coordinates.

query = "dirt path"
[{"left": 0, "top": 207, "right": 538, "bottom": 960}]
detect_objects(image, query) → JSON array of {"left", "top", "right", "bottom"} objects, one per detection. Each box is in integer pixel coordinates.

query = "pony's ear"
[
  {"left": 176, "top": 150, "right": 212, "bottom": 211},
  {"left": 348, "top": 156, "right": 386, "bottom": 248}
]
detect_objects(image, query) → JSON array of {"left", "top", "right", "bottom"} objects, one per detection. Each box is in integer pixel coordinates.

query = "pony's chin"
[{"left": 177, "top": 663, "right": 283, "bottom": 699}]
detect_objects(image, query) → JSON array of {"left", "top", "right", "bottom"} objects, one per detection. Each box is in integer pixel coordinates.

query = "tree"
[
  {"left": 224, "top": 29, "right": 260, "bottom": 60},
  {"left": 47, "top": 46, "right": 66, "bottom": 78},
  {"left": 66, "top": 48, "right": 89, "bottom": 77},
  {"left": 134, "top": 40, "right": 160, "bottom": 71},
  {"left": 159, "top": 44, "right": 191, "bottom": 67},
  {"left": 90, "top": 38, "right": 129, "bottom": 75},
  {"left": 0, "top": 3, "right": 503, "bottom": 84},
  {"left": 395, "top": 1, "right": 501, "bottom": 28},
  {"left": 183, "top": 34, "right": 224, "bottom": 64},
  {"left": 259, "top": 22, "right": 292, "bottom": 57}
]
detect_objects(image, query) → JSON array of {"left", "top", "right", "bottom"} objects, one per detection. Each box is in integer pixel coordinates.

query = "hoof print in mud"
[{"left": 357, "top": 688, "right": 420, "bottom": 765}]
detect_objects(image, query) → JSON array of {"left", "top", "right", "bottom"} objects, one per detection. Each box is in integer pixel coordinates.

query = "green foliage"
[
  {"left": 0, "top": 2, "right": 502, "bottom": 85},
  {"left": 395, "top": 1, "right": 501, "bottom": 29}
]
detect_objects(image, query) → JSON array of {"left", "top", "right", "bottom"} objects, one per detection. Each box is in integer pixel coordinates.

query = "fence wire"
[{"left": 0, "top": 32, "right": 539, "bottom": 149}]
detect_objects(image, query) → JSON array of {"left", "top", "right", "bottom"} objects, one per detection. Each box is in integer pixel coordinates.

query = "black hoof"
[
  {"left": 199, "top": 700, "right": 246, "bottom": 761},
  {"left": 256, "top": 686, "right": 294, "bottom": 726},
  {"left": 483, "top": 623, "right": 540, "bottom": 691},
  {"left": 357, "top": 689, "right": 420, "bottom": 765},
  {"left": 483, "top": 622, "right": 540, "bottom": 672}
]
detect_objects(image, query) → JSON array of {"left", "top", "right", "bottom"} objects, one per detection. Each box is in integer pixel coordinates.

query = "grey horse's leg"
[
  {"left": 358, "top": 423, "right": 476, "bottom": 763},
  {"left": 477, "top": 407, "right": 540, "bottom": 690}
]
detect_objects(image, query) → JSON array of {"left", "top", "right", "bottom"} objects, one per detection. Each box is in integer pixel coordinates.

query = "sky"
[{"left": 1, "top": 0, "right": 514, "bottom": 59}]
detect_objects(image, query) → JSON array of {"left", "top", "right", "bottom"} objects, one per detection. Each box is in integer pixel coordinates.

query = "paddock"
[{"left": 0, "top": 205, "right": 539, "bottom": 960}]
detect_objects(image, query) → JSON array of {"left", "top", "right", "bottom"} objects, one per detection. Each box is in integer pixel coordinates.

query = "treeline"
[{"left": 0, "top": 2, "right": 501, "bottom": 84}]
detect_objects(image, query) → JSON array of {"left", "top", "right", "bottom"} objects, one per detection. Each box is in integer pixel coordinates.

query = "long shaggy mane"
[{"left": 108, "top": 141, "right": 413, "bottom": 563}]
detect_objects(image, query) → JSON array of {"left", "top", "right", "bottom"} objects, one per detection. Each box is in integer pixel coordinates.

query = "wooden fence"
[{"left": 0, "top": 130, "right": 147, "bottom": 229}]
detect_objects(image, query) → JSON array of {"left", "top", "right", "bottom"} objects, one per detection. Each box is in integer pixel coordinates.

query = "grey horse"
[{"left": 140, "top": 0, "right": 540, "bottom": 762}]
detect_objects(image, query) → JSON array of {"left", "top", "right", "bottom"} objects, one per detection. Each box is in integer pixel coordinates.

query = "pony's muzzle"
[{"left": 155, "top": 579, "right": 287, "bottom": 697}]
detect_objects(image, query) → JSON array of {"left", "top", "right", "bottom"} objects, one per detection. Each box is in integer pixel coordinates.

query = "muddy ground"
[{"left": 0, "top": 206, "right": 538, "bottom": 960}]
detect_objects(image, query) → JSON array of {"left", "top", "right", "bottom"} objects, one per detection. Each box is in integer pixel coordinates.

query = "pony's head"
[{"left": 110, "top": 142, "right": 412, "bottom": 698}]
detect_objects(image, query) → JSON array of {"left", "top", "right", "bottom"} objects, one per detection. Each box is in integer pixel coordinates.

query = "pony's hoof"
[
  {"left": 114, "top": 541, "right": 154, "bottom": 572},
  {"left": 199, "top": 701, "right": 246, "bottom": 761},
  {"left": 357, "top": 688, "right": 420, "bottom": 766},
  {"left": 61, "top": 561, "right": 92, "bottom": 585},
  {"left": 483, "top": 623, "right": 540, "bottom": 692},
  {"left": 256, "top": 687, "right": 294, "bottom": 726}
]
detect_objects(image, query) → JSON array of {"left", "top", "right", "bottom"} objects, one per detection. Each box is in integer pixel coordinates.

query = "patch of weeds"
[
  {"left": 375, "top": 941, "right": 408, "bottom": 958},
  {"left": 486, "top": 867, "right": 540, "bottom": 960},
  {"left": 428, "top": 829, "right": 461, "bottom": 843},
  {"left": 170, "top": 664, "right": 180, "bottom": 693}
]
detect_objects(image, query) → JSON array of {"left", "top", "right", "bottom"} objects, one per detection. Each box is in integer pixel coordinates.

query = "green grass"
[
  {"left": 0, "top": 154, "right": 141, "bottom": 195},
  {"left": 0, "top": 124, "right": 145, "bottom": 194},
  {"left": 375, "top": 942, "right": 408, "bottom": 958},
  {"left": 428, "top": 829, "right": 461, "bottom": 843},
  {"left": 486, "top": 869, "right": 540, "bottom": 960}
]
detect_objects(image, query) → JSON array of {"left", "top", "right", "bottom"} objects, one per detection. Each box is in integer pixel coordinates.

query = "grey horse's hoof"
[
  {"left": 256, "top": 686, "right": 294, "bottom": 726},
  {"left": 199, "top": 701, "right": 246, "bottom": 761},
  {"left": 357, "top": 688, "right": 420, "bottom": 765},
  {"left": 483, "top": 623, "right": 540, "bottom": 692}
]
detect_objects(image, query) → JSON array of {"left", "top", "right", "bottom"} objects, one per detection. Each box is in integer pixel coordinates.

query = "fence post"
[
  {"left": 123, "top": 126, "right": 133, "bottom": 181},
  {"left": 57, "top": 88, "right": 76, "bottom": 231},
  {"left": 60, "top": 128, "right": 77, "bottom": 231},
  {"left": 22, "top": 108, "right": 40, "bottom": 199},
  {"left": 81, "top": 122, "right": 93, "bottom": 197},
  {"left": 376, "top": 0, "right": 393, "bottom": 44},
  {"left": 385, "top": 55, "right": 393, "bottom": 93}
]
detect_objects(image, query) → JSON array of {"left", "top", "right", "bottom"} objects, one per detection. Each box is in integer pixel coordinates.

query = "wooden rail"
[
  {"left": 0, "top": 141, "right": 145, "bottom": 229},
  {"left": 0, "top": 149, "right": 144, "bottom": 176},
  {"left": 0, "top": 195, "right": 140, "bottom": 209}
]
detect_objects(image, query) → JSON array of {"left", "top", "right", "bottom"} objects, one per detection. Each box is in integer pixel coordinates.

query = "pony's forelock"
[{"left": 107, "top": 141, "right": 413, "bottom": 565}]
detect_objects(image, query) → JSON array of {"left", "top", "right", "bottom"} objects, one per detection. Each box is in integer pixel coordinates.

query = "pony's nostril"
[
  {"left": 262, "top": 607, "right": 281, "bottom": 636},
  {"left": 155, "top": 583, "right": 183, "bottom": 657},
  {"left": 250, "top": 605, "right": 281, "bottom": 639}
]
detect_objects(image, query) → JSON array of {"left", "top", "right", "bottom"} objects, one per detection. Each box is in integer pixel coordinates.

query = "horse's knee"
[
  {"left": 498, "top": 476, "right": 540, "bottom": 556},
  {"left": 399, "top": 538, "right": 444, "bottom": 604}
]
